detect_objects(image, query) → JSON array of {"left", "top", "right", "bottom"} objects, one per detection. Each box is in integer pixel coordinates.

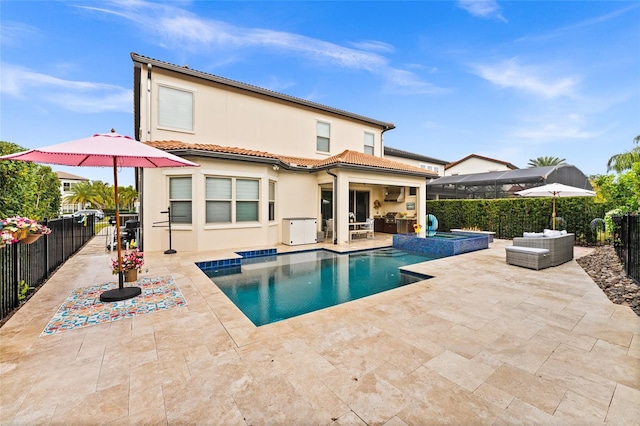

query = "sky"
[{"left": 1, "top": 0, "right": 639, "bottom": 187}]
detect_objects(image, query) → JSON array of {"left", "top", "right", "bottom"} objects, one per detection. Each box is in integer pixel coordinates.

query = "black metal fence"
[
  {"left": 614, "top": 214, "right": 639, "bottom": 283},
  {"left": 0, "top": 216, "right": 95, "bottom": 320}
]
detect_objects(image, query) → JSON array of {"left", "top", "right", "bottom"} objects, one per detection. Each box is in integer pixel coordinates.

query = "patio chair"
[
  {"left": 363, "top": 218, "right": 374, "bottom": 239},
  {"left": 325, "top": 219, "right": 334, "bottom": 240}
]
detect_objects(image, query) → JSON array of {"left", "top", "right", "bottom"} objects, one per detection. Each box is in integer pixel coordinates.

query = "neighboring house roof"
[
  {"left": 146, "top": 141, "right": 437, "bottom": 177},
  {"left": 384, "top": 146, "right": 449, "bottom": 165},
  {"left": 445, "top": 153, "right": 518, "bottom": 170},
  {"left": 131, "top": 53, "right": 396, "bottom": 132},
  {"left": 428, "top": 165, "right": 593, "bottom": 190},
  {"left": 55, "top": 171, "right": 89, "bottom": 181}
]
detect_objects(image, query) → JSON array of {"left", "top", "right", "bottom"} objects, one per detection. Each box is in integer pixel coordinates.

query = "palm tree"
[
  {"left": 607, "top": 135, "right": 640, "bottom": 173},
  {"left": 527, "top": 156, "right": 567, "bottom": 168},
  {"left": 90, "top": 181, "right": 114, "bottom": 209},
  {"left": 118, "top": 186, "right": 139, "bottom": 211},
  {"left": 64, "top": 181, "right": 94, "bottom": 207}
]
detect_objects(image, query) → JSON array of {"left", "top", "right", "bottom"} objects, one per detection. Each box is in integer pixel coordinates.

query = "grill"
[{"left": 385, "top": 212, "right": 398, "bottom": 224}]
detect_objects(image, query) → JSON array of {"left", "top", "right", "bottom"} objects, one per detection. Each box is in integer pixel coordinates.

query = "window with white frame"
[
  {"left": 206, "top": 177, "right": 231, "bottom": 223},
  {"left": 206, "top": 177, "right": 260, "bottom": 223},
  {"left": 364, "top": 132, "right": 374, "bottom": 155},
  {"left": 317, "top": 121, "right": 330, "bottom": 152},
  {"left": 169, "top": 177, "right": 192, "bottom": 224},
  {"left": 236, "top": 179, "right": 259, "bottom": 222},
  {"left": 268, "top": 181, "right": 276, "bottom": 221},
  {"left": 158, "top": 85, "right": 194, "bottom": 131}
]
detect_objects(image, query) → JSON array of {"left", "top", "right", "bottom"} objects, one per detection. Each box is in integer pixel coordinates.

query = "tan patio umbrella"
[
  {"left": 0, "top": 130, "right": 199, "bottom": 301},
  {"left": 515, "top": 183, "right": 595, "bottom": 230}
]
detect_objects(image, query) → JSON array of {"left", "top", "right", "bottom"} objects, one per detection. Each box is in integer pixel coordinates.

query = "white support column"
[
  {"left": 417, "top": 182, "right": 427, "bottom": 230},
  {"left": 335, "top": 174, "right": 350, "bottom": 244}
]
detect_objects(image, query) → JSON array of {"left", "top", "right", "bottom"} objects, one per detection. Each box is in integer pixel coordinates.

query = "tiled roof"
[
  {"left": 145, "top": 141, "right": 436, "bottom": 176},
  {"left": 445, "top": 153, "right": 518, "bottom": 170},
  {"left": 55, "top": 171, "right": 89, "bottom": 181}
]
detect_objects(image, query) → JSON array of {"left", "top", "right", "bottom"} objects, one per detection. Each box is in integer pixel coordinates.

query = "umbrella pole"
[
  {"left": 552, "top": 196, "right": 557, "bottom": 230},
  {"left": 99, "top": 157, "right": 142, "bottom": 302}
]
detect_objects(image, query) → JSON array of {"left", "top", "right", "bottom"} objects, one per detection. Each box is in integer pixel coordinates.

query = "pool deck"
[{"left": 1, "top": 235, "right": 639, "bottom": 425}]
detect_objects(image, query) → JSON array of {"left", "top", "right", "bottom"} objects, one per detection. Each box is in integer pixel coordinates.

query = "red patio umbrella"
[{"left": 0, "top": 130, "right": 199, "bottom": 301}]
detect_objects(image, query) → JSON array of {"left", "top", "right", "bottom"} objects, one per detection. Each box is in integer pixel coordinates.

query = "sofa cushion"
[
  {"left": 523, "top": 232, "right": 544, "bottom": 238},
  {"left": 506, "top": 246, "right": 550, "bottom": 255},
  {"left": 543, "top": 229, "right": 562, "bottom": 237}
]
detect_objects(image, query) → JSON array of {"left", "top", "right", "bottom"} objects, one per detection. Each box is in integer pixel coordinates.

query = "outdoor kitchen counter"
[{"left": 396, "top": 217, "right": 417, "bottom": 234}]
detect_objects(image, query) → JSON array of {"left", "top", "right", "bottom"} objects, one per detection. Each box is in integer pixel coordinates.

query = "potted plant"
[
  {"left": 0, "top": 216, "right": 51, "bottom": 245},
  {"left": 111, "top": 248, "right": 144, "bottom": 282}
]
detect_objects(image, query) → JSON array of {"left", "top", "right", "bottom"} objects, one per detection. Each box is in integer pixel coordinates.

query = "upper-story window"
[
  {"left": 317, "top": 121, "right": 330, "bottom": 153},
  {"left": 364, "top": 132, "right": 374, "bottom": 155},
  {"left": 169, "top": 176, "right": 192, "bottom": 224},
  {"left": 158, "top": 85, "right": 194, "bottom": 132},
  {"left": 419, "top": 164, "right": 440, "bottom": 174}
]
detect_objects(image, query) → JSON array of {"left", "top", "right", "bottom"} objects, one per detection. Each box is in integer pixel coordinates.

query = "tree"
[
  {"left": 607, "top": 135, "right": 640, "bottom": 173},
  {"left": 64, "top": 181, "right": 94, "bottom": 207},
  {"left": 0, "top": 141, "right": 61, "bottom": 219},
  {"left": 592, "top": 163, "right": 640, "bottom": 213},
  {"left": 118, "top": 186, "right": 139, "bottom": 211},
  {"left": 64, "top": 180, "right": 115, "bottom": 209},
  {"left": 527, "top": 156, "right": 567, "bottom": 168}
]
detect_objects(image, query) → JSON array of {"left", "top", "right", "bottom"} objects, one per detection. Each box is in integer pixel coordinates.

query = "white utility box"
[{"left": 282, "top": 218, "right": 317, "bottom": 245}]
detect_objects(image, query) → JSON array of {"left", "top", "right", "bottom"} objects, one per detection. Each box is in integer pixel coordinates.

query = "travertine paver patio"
[{"left": 1, "top": 235, "right": 639, "bottom": 425}]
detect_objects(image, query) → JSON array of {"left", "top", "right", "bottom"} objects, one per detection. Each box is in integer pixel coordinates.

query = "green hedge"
[{"left": 426, "top": 198, "right": 612, "bottom": 245}]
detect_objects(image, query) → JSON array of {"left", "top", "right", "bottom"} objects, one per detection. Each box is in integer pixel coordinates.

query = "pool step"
[{"left": 354, "top": 248, "right": 408, "bottom": 258}]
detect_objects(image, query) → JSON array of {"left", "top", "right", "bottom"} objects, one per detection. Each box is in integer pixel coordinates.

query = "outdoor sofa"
[{"left": 506, "top": 230, "right": 575, "bottom": 270}]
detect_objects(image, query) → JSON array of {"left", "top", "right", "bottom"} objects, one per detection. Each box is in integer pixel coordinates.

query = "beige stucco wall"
[
  {"left": 446, "top": 157, "right": 512, "bottom": 175},
  {"left": 139, "top": 68, "right": 385, "bottom": 158},
  {"left": 136, "top": 64, "right": 428, "bottom": 252},
  {"left": 141, "top": 158, "right": 426, "bottom": 251}
]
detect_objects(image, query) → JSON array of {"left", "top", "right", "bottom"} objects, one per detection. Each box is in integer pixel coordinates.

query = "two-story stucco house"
[
  {"left": 131, "top": 53, "right": 436, "bottom": 252},
  {"left": 56, "top": 171, "right": 89, "bottom": 214},
  {"left": 444, "top": 154, "right": 518, "bottom": 176},
  {"left": 384, "top": 146, "right": 448, "bottom": 177}
]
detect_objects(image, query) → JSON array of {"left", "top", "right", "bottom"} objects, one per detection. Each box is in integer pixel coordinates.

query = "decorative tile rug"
[{"left": 41, "top": 275, "right": 187, "bottom": 336}]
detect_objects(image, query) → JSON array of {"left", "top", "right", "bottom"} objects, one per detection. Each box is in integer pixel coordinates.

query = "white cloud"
[
  {"left": 458, "top": 0, "right": 507, "bottom": 22},
  {"left": 471, "top": 58, "right": 579, "bottom": 98},
  {"left": 511, "top": 114, "right": 603, "bottom": 142},
  {"left": 0, "top": 21, "right": 39, "bottom": 47},
  {"left": 348, "top": 40, "right": 395, "bottom": 53},
  {"left": 78, "top": 0, "right": 443, "bottom": 95},
  {"left": 1, "top": 64, "right": 130, "bottom": 113},
  {"left": 384, "top": 69, "right": 447, "bottom": 95},
  {"left": 518, "top": 3, "right": 639, "bottom": 42}
]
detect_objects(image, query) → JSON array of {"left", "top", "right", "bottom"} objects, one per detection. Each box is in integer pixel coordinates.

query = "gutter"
[{"left": 326, "top": 169, "right": 338, "bottom": 245}]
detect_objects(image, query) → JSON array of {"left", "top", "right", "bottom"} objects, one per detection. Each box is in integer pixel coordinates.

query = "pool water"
[{"left": 201, "top": 248, "right": 436, "bottom": 326}]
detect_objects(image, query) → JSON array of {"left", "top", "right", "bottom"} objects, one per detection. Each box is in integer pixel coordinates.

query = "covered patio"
[{"left": 1, "top": 234, "right": 638, "bottom": 424}]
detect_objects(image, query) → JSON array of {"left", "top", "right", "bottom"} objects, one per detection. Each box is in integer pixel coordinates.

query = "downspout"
[
  {"left": 326, "top": 169, "right": 338, "bottom": 245},
  {"left": 140, "top": 63, "right": 152, "bottom": 251},
  {"left": 380, "top": 125, "right": 392, "bottom": 157},
  {"left": 146, "top": 63, "right": 152, "bottom": 141}
]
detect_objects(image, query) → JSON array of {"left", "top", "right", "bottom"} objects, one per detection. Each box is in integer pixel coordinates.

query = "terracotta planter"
[
  {"left": 21, "top": 234, "right": 42, "bottom": 245},
  {"left": 125, "top": 269, "right": 138, "bottom": 282}
]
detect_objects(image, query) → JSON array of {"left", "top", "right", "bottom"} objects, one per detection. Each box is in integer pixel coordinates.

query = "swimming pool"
[{"left": 199, "top": 248, "right": 436, "bottom": 326}]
